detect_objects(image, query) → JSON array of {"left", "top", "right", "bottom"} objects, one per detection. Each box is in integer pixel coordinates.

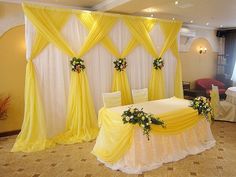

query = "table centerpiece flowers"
[
  {"left": 190, "top": 96, "right": 214, "bottom": 121},
  {"left": 122, "top": 107, "right": 166, "bottom": 140}
]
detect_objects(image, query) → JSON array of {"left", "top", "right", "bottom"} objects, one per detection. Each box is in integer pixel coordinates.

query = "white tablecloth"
[
  {"left": 94, "top": 97, "right": 216, "bottom": 174},
  {"left": 226, "top": 87, "right": 236, "bottom": 104},
  {"left": 103, "top": 119, "right": 215, "bottom": 174}
]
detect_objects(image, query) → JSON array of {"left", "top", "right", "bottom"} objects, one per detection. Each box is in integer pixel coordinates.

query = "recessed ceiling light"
[
  {"left": 150, "top": 14, "right": 153, "bottom": 17},
  {"left": 172, "top": 17, "right": 175, "bottom": 20},
  {"left": 142, "top": 7, "right": 158, "bottom": 13},
  {"left": 175, "top": 1, "right": 179, "bottom": 5},
  {"left": 206, "top": 22, "right": 209, "bottom": 26},
  {"left": 190, "top": 20, "right": 193, "bottom": 23},
  {"left": 220, "top": 25, "right": 223, "bottom": 28}
]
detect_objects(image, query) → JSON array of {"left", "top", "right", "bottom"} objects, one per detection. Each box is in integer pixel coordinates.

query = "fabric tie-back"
[
  {"left": 13, "top": 2, "right": 184, "bottom": 152},
  {"left": 92, "top": 107, "right": 203, "bottom": 163}
]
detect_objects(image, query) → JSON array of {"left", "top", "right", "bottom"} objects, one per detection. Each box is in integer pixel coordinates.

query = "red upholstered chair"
[{"left": 195, "top": 78, "right": 226, "bottom": 98}]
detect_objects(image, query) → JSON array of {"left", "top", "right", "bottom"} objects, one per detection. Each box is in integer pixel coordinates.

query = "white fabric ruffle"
[{"left": 99, "top": 119, "right": 215, "bottom": 174}]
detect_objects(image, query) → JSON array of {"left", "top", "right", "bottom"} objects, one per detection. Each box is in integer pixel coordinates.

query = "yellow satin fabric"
[
  {"left": 210, "top": 90, "right": 220, "bottom": 117},
  {"left": 12, "top": 4, "right": 70, "bottom": 152},
  {"left": 92, "top": 106, "right": 203, "bottom": 163},
  {"left": 159, "top": 21, "right": 183, "bottom": 98},
  {"left": 11, "top": 61, "right": 55, "bottom": 152},
  {"left": 16, "top": 3, "right": 184, "bottom": 152},
  {"left": 123, "top": 17, "right": 165, "bottom": 100},
  {"left": 57, "top": 13, "right": 117, "bottom": 143},
  {"left": 56, "top": 72, "right": 98, "bottom": 143},
  {"left": 22, "top": 3, "right": 74, "bottom": 57}
]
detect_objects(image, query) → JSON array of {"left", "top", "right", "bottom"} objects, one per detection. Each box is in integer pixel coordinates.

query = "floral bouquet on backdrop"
[
  {"left": 113, "top": 58, "right": 127, "bottom": 71},
  {"left": 153, "top": 57, "right": 164, "bottom": 70},
  {"left": 190, "top": 96, "right": 214, "bottom": 121},
  {"left": 122, "top": 107, "right": 166, "bottom": 140},
  {"left": 70, "top": 57, "right": 86, "bottom": 73}
]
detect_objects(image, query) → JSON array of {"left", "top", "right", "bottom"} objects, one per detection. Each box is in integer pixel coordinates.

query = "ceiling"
[{"left": 2, "top": 0, "right": 236, "bottom": 29}]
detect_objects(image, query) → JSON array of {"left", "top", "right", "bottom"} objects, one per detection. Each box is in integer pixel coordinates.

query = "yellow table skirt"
[{"left": 92, "top": 97, "right": 204, "bottom": 164}]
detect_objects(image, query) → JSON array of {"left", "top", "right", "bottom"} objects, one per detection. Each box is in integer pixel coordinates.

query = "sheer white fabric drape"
[{"left": 25, "top": 15, "right": 177, "bottom": 137}]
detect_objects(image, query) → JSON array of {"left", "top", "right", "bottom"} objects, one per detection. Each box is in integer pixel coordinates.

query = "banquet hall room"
[{"left": 0, "top": 0, "right": 236, "bottom": 177}]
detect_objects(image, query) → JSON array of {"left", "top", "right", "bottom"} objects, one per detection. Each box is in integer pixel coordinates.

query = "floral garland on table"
[
  {"left": 190, "top": 96, "right": 214, "bottom": 121},
  {"left": 70, "top": 57, "right": 86, "bottom": 73},
  {"left": 153, "top": 57, "right": 164, "bottom": 70},
  {"left": 122, "top": 107, "right": 166, "bottom": 140},
  {"left": 113, "top": 58, "right": 127, "bottom": 72}
]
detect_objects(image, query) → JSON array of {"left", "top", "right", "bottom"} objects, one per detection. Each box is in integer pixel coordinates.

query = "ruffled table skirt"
[{"left": 100, "top": 119, "right": 215, "bottom": 174}]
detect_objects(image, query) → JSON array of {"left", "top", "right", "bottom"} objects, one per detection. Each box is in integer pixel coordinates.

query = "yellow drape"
[
  {"left": 56, "top": 71, "right": 98, "bottom": 143},
  {"left": 159, "top": 21, "right": 183, "bottom": 98},
  {"left": 210, "top": 90, "right": 219, "bottom": 117},
  {"left": 57, "top": 13, "right": 117, "bottom": 143},
  {"left": 11, "top": 61, "right": 55, "bottom": 152},
  {"left": 109, "top": 18, "right": 157, "bottom": 105},
  {"left": 92, "top": 107, "right": 203, "bottom": 163},
  {"left": 12, "top": 4, "right": 70, "bottom": 152},
  {"left": 123, "top": 17, "right": 165, "bottom": 100},
  {"left": 22, "top": 3, "right": 74, "bottom": 57},
  {"left": 77, "top": 14, "right": 133, "bottom": 105}
]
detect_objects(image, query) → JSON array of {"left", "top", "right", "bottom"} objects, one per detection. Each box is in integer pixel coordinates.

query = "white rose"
[
  {"left": 130, "top": 108, "right": 134, "bottom": 113},
  {"left": 126, "top": 116, "right": 130, "bottom": 121},
  {"left": 130, "top": 115, "right": 134, "bottom": 119}
]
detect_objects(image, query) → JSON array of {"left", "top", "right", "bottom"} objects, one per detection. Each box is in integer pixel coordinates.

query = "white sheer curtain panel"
[{"left": 25, "top": 15, "right": 177, "bottom": 137}]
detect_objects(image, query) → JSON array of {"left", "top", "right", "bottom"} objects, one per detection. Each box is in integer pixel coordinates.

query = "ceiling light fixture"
[
  {"left": 220, "top": 25, "right": 223, "bottom": 28},
  {"left": 172, "top": 17, "right": 175, "bottom": 20},
  {"left": 142, "top": 7, "right": 158, "bottom": 13},
  {"left": 206, "top": 22, "right": 209, "bottom": 26},
  {"left": 175, "top": 1, "right": 179, "bottom": 5},
  {"left": 190, "top": 20, "right": 193, "bottom": 23},
  {"left": 150, "top": 14, "right": 154, "bottom": 17}
]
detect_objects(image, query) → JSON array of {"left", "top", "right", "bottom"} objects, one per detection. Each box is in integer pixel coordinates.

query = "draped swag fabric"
[
  {"left": 92, "top": 106, "right": 203, "bottom": 163},
  {"left": 13, "top": 2, "right": 183, "bottom": 152},
  {"left": 124, "top": 17, "right": 182, "bottom": 100}
]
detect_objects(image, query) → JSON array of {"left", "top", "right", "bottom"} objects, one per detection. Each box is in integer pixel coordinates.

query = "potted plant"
[{"left": 0, "top": 96, "right": 10, "bottom": 120}]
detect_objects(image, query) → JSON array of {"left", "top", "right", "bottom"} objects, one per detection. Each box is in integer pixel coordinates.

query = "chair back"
[
  {"left": 132, "top": 88, "right": 148, "bottom": 104},
  {"left": 102, "top": 91, "right": 121, "bottom": 108},
  {"left": 210, "top": 85, "right": 220, "bottom": 117}
]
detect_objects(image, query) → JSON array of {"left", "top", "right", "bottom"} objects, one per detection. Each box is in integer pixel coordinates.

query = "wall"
[
  {"left": 0, "top": 25, "right": 26, "bottom": 133},
  {"left": 0, "top": 3, "right": 24, "bottom": 37},
  {"left": 180, "top": 27, "right": 219, "bottom": 89}
]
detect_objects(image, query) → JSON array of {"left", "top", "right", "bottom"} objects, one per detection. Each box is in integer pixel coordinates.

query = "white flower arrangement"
[
  {"left": 122, "top": 107, "right": 166, "bottom": 140},
  {"left": 190, "top": 96, "right": 214, "bottom": 121},
  {"left": 113, "top": 58, "right": 127, "bottom": 71},
  {"left": 153, "top": 57, "right": 164, "bottom": 70},
  {"left": 70, "top": 57, "right": 86, "bottom": 73}
]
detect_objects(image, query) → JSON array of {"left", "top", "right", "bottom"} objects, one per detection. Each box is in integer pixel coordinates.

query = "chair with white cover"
[
  {"left": 132, "top": 88, "right": 148, "bottom": 104},
  {"left": 210, "top": 85, "right": 236, "bottom": 122},
  {"left": 102, "top": 91, "right": 121, "bottom": 108}
]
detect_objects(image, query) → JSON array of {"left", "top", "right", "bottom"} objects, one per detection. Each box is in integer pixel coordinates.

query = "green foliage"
[
  {"left": 122, "top": 107, "right": 165, "bottom": 140},
  {"left": 113, "top": 58, "right": 127, "bottom": 72},
  {"left": 70, "top": 57, "right": 86, "bottom": 72}
]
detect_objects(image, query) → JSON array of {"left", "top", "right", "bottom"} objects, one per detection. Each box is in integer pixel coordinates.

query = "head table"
[{"left": 92, "top": 97, "right": 215, "bottom": 174}]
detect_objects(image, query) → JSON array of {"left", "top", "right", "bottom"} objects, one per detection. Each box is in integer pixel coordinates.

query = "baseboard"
[{"left": 0, "top": 130, "right": 20, "bottom": 137}]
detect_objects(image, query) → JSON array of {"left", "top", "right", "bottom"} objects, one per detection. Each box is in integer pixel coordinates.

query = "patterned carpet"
[{"left": 0, "top": 121, "right": 236, "bottom": 177}]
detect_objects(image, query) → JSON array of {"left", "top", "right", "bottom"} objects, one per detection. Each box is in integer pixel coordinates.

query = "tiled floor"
[{"left": 0, "top": 121, "right": 236, "bottom": 177}]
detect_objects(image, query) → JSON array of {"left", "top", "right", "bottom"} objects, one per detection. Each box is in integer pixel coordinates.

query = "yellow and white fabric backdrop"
[{"left": 13, "top": 3, "right": 183, "bottom": 152}]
